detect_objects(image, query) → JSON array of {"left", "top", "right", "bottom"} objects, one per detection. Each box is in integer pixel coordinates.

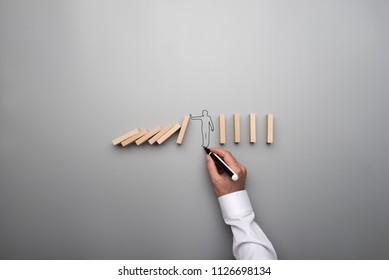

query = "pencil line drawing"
[{"left": 190, "top": 110, "right": 214, "bottom": 147}]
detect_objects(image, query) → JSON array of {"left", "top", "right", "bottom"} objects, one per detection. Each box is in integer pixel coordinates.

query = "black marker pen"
[{"left": 203, "top": 146, "right": 239, "bottom": 181}]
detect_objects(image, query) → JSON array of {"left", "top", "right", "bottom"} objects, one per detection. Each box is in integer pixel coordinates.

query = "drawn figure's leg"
[
  {"left": 205, "top": 127, "right": 211, "bottom": 147},
  {"left": 200, "top": 123, "right": 205, "bottom": 146}
]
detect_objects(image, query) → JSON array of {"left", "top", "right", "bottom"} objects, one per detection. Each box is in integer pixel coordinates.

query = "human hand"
[{"left": 205, "top": 147, "right": 247, "bottom": 197}]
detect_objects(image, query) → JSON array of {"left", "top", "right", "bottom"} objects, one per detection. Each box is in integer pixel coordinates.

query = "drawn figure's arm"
[
  {"left": 209, "top": 117, "right": 215, "bottom": 131},
  {"left": 190, "top": 114, "right": 202, "bottom": 120}
]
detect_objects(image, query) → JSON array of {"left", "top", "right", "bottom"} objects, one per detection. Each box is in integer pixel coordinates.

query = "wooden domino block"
[
  {"left": 157, "top": 123, "right": 181, "bottom": 144},
  {"left": 112, "top": 128, "right": 140, "bottom": 145},
  {"left": 249, "top": 113, "right": 256, "bottom": 143},
  {"left": 176, "top": 115, "right": 190, "bottom": 145},
  {"left": 219, "top": 114, "right": 226, "bottom": 145},
  {"left": 135, "top": 126, "right": 161, "bottom": 145},
  {"left": 266, "top": 114, "right": 274, "bottom": 144},
  {"left": 148, "top": 123, "right": 173, "bottom": 144},
  {"left": 121, "top": 129, "right": 148, "bottom": 146},
  {"left": 234, "top": 113, "right": 240, "bottom": 143}
]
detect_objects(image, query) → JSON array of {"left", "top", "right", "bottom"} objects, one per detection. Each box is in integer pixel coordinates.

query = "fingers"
[
  {"left": 205, "top": 148, "right": 247, "bottom": 197},
  {"left": 209, "top": 147, "right": 247, "bottom": 178},
  {"left": 205, "top": 154, "right": 218, "bottom": 178},
  {"left": 206, "top": 154, "right": 228, "bottom": 188}
]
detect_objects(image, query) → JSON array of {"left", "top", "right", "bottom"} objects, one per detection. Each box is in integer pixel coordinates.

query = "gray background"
[{"left": 1, "top": 0, "right": 388, "bottom": 259}]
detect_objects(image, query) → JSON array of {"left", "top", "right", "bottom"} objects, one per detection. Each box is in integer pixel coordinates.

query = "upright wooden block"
[
  {"left": 219, "top": 114, "right": 226, "bottom": 145},
  {"left": 112, "top": 128, "right": 140, "bottom": 145},
  {"left": 135, "top": 126, "right": 161, "bottom": 145},
  {"left": 148, "top": 123, "right": 173, "bottom": 144},
  {"left": 234, "top": 113, "right": 240, "bottom": 143},
  {"left": 157, "top": 123, "right": 181, "bottom": 144},
  {"left": 121, "top": 129, "right": 148, "bottom": 146},
  {"left": 249, "top": 113, "right": 256, "bottom": 143},
  {"left": 176, "top": 115, "right": 190, "bottom": 144},
  {"left": 266, "top": 114, "right": 274, "bottom": 144}
]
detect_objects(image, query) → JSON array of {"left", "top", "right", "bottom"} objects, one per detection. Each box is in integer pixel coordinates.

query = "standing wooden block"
[
  {"left": 148, "top": 123, "right": 173, "bottom": 144},
  {"left": 234, "top": 113, "right": 240, "bottom": 143},
  {"left": 176, "top": 115, "right": 190, "bottom": 144},
  {"left": 219, "top": 114, "right": 226, "bottom": 145},
  {"left": 112, "top": 128, "right": 140, "bottom": 145},
  {"left": 266, "top": 114, "right": 274, "bottom": 144},
  {"left": 121, "top": 129, "right": 148, "bottom": 146},
  {"left": 135, "top": 126, "right": 161, "bottom": 145},
  {"left": 249, "top": 113, "right": 256, "bottom": 143},
  {"left": 157, "top": 123, "right": 181, "bottom": 144}
]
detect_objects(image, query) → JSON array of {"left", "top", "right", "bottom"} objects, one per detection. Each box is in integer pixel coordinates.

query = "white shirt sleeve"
[{"left": 218, "top": 190, "right": 277, "bottom": 260}]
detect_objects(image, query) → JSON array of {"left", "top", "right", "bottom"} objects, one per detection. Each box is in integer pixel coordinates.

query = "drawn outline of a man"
[{"left": 190, "top": 110, "right": 214, "bottom": 147}]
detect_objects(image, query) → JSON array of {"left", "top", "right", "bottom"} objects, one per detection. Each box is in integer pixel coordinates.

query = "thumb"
[{"left": 206, "top": 154, "right": 220, "bottom": 180}]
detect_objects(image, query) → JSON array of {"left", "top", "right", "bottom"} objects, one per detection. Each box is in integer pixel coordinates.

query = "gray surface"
[{"left": 1, "top": 0, "right": 389, "bottom": 259}]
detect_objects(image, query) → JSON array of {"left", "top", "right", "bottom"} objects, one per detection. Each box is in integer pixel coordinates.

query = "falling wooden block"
[
  {"left": 219, "top": 114, "right": 226, "bottom": 145},
  {"left": 266, "top": 114, "right": 274, "bottom": 144},
  {"left": 135, "top": 126, "right": 162, "bottom": 145},
  {"left": 121, "top": 129, "right": 148, "bottom": 146},
  {"left": 148, "top": 123, "right": 173, "bottom": 144},
  {"left": 234, "top": 113, "right": 240, "bottom": 143},
  {"left": 157, "top": 123, "right": 181, "bottom": 144},
  {"left": 112, "top": 128, "right": 140, "bottom": 145},
  {"left": 249, "top": 113, "right": 256, "bottom": 143},
  {"left": 176, "top": 115, "right": 190, "bottom": 145}
]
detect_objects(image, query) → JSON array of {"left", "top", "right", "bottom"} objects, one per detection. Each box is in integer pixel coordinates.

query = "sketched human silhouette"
[{"left": 190, "top": 110, "right": 214, "bottom": 147}]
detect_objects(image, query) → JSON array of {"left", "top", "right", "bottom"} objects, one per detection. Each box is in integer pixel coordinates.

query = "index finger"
[{"left": 209, "top": 147, "right": 240, "bottom": 170}]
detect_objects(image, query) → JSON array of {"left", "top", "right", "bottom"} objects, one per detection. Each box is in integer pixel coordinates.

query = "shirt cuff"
[{"left": 218, "top": 190, "right": 253, "bottom": 220}]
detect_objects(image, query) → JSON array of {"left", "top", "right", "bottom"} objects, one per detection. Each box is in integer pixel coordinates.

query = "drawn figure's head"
[{"left": 202, "top": 110, "right": 208, "bottom": 116}]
